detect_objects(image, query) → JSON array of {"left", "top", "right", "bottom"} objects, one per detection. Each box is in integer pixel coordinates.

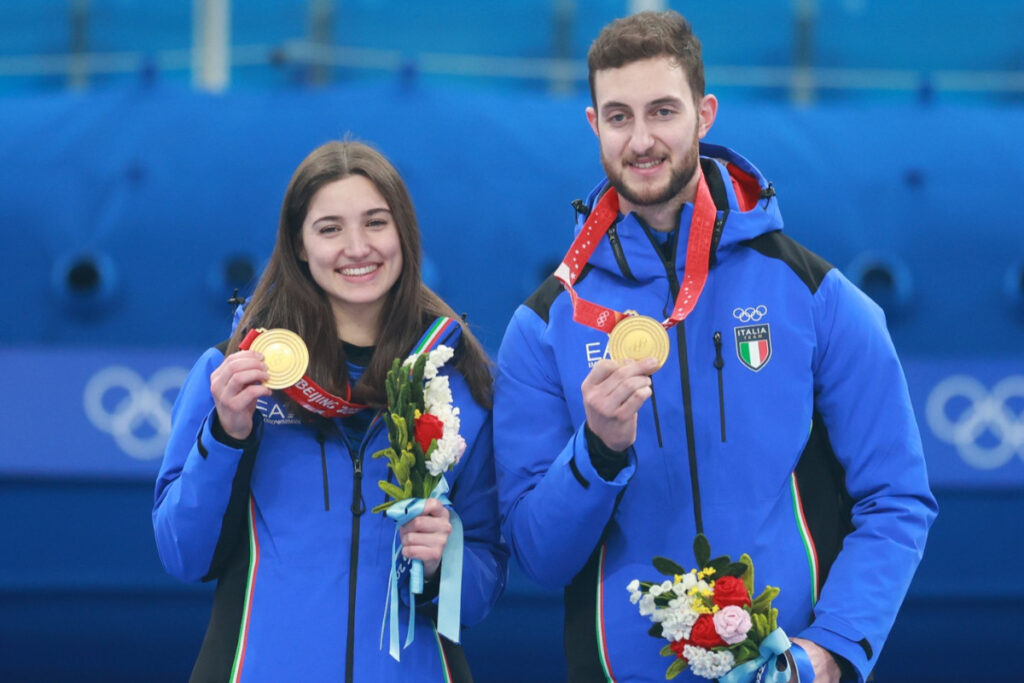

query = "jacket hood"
[{"left": 575, "top": 142, "right": 783, "bottom": 280}]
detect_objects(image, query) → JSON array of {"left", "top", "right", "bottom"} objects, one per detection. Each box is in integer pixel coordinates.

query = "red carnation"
[
  {"left": 414, "top": 413, "right": 445, "bottom": 453},
  {"left": 688, "top": 614, "right": 726, "bottom": 650},
  {"left": 713, "top": 576, "right": 751, "bottom": 608},
  {"left": 669, "top": 639, "right": 688, "bottom": 660}
]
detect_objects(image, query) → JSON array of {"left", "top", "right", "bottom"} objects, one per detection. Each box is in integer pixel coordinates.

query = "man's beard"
[{"left": 603, "top": 133, "right": 700, "bottom": 207}]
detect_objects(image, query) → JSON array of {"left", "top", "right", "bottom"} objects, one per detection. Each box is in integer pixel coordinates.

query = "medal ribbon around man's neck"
[{"left": 553, "top": 168, "right": 718, "bottom": 333}]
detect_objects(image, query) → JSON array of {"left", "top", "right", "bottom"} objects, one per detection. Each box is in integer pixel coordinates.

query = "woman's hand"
[
  {"left": 399, "top": 498, "right": 452, "bottom": 579},
  {"left": 210, "top": 350, "right": 272, "bottom": 441}
]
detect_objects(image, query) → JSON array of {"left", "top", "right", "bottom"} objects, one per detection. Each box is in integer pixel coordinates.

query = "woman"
[{"left": 153, "top": 141, "right": 507, "bottom": 682}]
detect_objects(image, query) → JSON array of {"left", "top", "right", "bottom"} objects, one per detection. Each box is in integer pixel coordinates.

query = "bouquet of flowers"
[
  {"left": 627, "top": 534, "right": 790, "bottom": 681},
  {"left": 372, "top": 344, "right": 466, "bottom": 514},
  {"left": 372, "top": 343, "right": 466, "bottom": 660}
]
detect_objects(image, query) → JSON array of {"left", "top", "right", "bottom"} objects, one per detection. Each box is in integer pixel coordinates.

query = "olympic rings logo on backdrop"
[
  {"left": 733, "top": 305, "right": 767, "bottom": 323},
  {"left": 925, "top": 375, "right": 1024, "bottom": 470},
  {"left": 83, "top": 366, "right": 189, "bottom": 460}
]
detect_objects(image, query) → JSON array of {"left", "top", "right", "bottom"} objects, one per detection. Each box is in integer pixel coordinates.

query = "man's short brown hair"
[{"left": 587, "top": 10, "right": 705, "bottom": 106}]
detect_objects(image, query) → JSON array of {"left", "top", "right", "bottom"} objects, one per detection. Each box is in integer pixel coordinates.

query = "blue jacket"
[
  {"left": 154, "top": 337, "right": 507, "bottom": 682},
  {"left": 494, "top": 143, "right": 937, "bottom": 682}
]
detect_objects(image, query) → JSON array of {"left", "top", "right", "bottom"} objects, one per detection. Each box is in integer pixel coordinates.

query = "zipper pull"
[
  {"left": 713, "top": 331, "right": 724, "bottom": 369},
  {"left": 351, "top": 457, "right": 366, "bottom": 516}
]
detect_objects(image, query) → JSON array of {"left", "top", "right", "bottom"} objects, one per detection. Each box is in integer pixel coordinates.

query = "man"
[{"left": 494, "top": 10, "right": 936, "bottom": 683}]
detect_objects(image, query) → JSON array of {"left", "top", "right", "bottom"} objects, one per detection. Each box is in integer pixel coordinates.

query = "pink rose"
[{"left": 713, "top": 605, "right": 752, "bottom": 645}]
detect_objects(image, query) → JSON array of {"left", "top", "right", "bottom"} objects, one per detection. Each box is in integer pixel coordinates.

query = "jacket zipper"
[
  {"left": 313, "top": 430, "right": 329, "bottom": 509},
  {"left": 713, "top": 331, "right": 726, "bottom": 442},
  {"left": 343, "top": 416, "right": 380, "bottom": 683},
  {"left": 646, "top": 229, "right": 704, "bottom": 536}
]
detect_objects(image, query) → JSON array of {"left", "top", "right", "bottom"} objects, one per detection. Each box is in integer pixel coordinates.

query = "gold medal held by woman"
[
  {"left": 247, "top": 328, "right": 309, "bottom": 389},
  {"left": 607, "top": 312, "right": 670, "bottom": 370}
]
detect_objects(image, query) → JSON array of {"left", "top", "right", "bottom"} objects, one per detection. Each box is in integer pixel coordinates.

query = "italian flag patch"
[{"left": 735, "top": 323, "right": 772, "bottom": 371}]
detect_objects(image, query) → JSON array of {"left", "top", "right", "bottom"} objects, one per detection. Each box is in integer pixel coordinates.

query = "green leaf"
[
  {"left": 706, "top": 555, "right": 730, "bottom": 575},
  {"left": 660, "top": 643, "right": 675, "bottom": 657},
  {"left": 370, "top": 447, "right": 394, "bottom": 460},
  {"left": 722, "top": 562, "right": 749, "bottom": 578},
  {"left": 731, "top": 639, "right": 759, "bottom": 666},
  {"left": 693, "top": 534, "right": 711, "bottom": 568},
  {"left": 769, "top": 607, "right": 779, "bottom": 632},
  {"left": 378, "top": 480, "right": 407, "bottom": 501},
  {"left": 666, "top": 658, "right": 688, "bottom": 680},
  {"left": 371, "top": 500, "right": 397, "bottom": 513},
  {"left": 652, "top": 556, "right": 685, "bottom": 576},
  {"left": 750, "top": 585, "right": 780, "bottom": 613},
  {"left": 751, "top": 612, "right": 769, "bottom": 641},
  {"left": 738, "top": 553, "right": 754, "bottom": 596},
  {"left": 648, "top": 623, "right": 663, "bottom": 639}
]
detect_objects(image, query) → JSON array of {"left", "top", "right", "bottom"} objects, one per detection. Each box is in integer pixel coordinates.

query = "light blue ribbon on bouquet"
[
  {"left": 380, "top": 477, "right": 464, "bottom": 661},
  {"left": 718, "top": 628, "right": 792, "bottom": 683}
]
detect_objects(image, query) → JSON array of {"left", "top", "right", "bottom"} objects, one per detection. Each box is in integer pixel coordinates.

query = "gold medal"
[
  {"left": 249, "top": 328, "right": 309, "bottom": 389},
  {"left": 607, "top": 313, "right": 670, "bottom": 370}
]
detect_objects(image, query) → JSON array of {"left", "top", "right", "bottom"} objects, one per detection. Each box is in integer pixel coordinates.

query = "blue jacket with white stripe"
[{"left": 494, "top": 143, "right": 937, "bottom": 682}]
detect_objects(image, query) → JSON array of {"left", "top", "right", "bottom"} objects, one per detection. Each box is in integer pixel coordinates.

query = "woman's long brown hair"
[{"left": 227, "top": 140, "right": 492, "bottom": 409}]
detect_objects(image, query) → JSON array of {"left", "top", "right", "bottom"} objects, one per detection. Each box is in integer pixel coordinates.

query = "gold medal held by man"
[{"left": 607, "top": 312, "right": 670, "bottom": 371}]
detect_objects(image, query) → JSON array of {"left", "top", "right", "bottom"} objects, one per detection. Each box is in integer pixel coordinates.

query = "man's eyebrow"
[
  {"left": 648, "top": 96, "right": 685, "bottom": 108},
  {"left": 598, "top": 100, "right": 631, "bottom": 113}
]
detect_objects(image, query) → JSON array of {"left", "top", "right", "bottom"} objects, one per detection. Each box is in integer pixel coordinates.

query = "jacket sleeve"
[
  {"left": 798, "top": 270, "right": 938, "bottom": 681},
  {"left": 447, "top": 408, "right": 509, "bottom": 627},
  {"left": 152, "top": 348, "right": 262, "bottom": 583},
  {"left": 494, "top": 305, "right": 637, "bottom": 589}
]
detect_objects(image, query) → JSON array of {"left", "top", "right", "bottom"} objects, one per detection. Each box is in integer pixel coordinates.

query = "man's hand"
[
  {"left": 791, "top": 637, "right": 841, "bottom": 682},
  {"left": 399, "top": 498, "right": 452, "bottom": 580},
  {"left": 582, "top": 358, "right": 658, "bottom": 452},
  {"left": 210, "top": 350, "right": 272, "bottom": 441}
]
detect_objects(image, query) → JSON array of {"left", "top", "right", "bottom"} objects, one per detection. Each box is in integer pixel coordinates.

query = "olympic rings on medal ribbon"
[
  {"left": 732, "top": 305, "right": 768, "bottom": 323},
  {"left": 83, "top": 365, "right": 189, "bottom": 460},
  {"left": 925, "top": 375, "right": 1024, "bottom": 470}
]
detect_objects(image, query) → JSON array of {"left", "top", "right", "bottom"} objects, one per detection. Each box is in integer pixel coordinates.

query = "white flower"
[
  {"left": 424, "top": 375, "right": 453, "bottom": 412},
  {"left": 425, "top": 345, "right": 454, "bottom": 379},
  {"left": 659, "top": 599, "right": 699, "bottom": 642},
  {"left": 638, "top": 594, "right": 657, "bottom": 616},
  {"left": 683, "top": 645, "right": 735, "bottom": 679},
  {"left": 649, "top": 584, "right": 664, "bottom": 597}
]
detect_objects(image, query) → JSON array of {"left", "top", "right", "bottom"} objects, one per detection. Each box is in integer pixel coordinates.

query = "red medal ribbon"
[
  {"left": 554, "top": 169, "right": 718, "bottom": 333},
  {"left": 239, "top": 328, "right": 368, "bottom": 418}
]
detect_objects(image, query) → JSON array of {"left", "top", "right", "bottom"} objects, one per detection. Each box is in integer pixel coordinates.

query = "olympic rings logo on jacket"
[{"left": 925, "top": 374, "right": 1024, "bottom": 470}]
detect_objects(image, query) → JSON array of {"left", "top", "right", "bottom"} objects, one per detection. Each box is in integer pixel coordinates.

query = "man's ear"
[
  {"left": 586, "top": 106, "right": 600, "bottom": 138},
  {"left": 697, "top": 94, "right": 718, "bottom": 139}
]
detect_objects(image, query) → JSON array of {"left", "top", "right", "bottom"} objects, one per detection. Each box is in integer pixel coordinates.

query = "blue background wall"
[{"left": 1, "top": 1, "right": 1023, "bottom": 681}]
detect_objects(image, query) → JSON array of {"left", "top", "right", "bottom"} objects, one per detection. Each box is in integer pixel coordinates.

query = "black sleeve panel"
[
  {"left": 741, "top": 231, "right": 833, "bottom": 295},
  {"left": 795, "top": 412, "right": 854, "bottom": 593},
  {"left": 200, "top": 413, "right": 262, "bottom": 583}
]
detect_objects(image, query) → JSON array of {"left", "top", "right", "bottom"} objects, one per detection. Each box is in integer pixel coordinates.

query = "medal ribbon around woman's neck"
[
  {"left": 239, "top": 327, "right": 368, "bottom": 417},
  {"left": 553, "top": 168, "right": 718, "bottom": 368}
]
